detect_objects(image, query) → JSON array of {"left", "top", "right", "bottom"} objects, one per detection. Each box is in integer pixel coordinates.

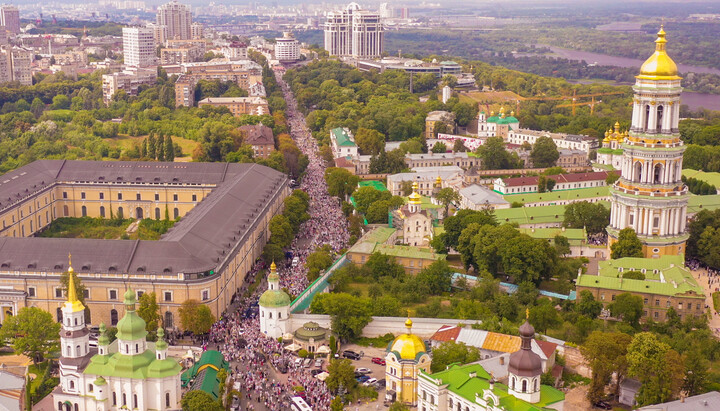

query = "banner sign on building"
[{"left": 436, "top": 133, "right": 485, "bottom": 151}]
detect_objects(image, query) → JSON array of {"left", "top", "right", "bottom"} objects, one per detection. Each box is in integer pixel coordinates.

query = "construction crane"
[{"left": 515, "top": 90, "right": 626, "bottom": 115}]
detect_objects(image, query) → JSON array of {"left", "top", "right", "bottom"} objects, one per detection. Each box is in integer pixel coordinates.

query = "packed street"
[{"left": 203, "top": 69, "right": 350, "bottom": 410}]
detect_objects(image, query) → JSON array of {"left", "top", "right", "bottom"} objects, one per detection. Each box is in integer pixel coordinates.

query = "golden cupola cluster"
[
  {"left": 603, "top": 121, "right": 628, "bottom": 144},
  {"left": 638, "top": 25, "right": 681, "bottom": 80}
]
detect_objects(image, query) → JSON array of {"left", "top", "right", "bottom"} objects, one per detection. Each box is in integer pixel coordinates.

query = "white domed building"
[{"left": 259, "top": 261, "right": 291, "bottom": 339}]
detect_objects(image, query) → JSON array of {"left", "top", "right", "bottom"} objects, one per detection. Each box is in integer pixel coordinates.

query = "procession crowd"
[{"left": 202, "top": 69, "right": 349, "bottom": 410}]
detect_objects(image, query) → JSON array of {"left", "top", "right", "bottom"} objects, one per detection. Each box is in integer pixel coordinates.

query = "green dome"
[
  {"left": 258, "top": 289, "right": 291, "bottom": 308},
  {"left": 155, "top": 328, "right": 168, "bottom": 351},
  {"left": 147, "top": 358, "right": 182, "bottom": 378},
  {"left": 98, "top": 322, "right": 110, "bottom": 346},
  {"left": 124, "top": 289, "right": 136, "bottom": 304},
  {"left": 94, "top": 376, "right": 107, "bottom": 386},
  {"left": 116, "top": 311, "right": 148, "bottom": 342}
]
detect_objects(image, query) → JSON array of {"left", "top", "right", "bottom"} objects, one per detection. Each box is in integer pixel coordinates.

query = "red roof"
[
  {"left": 535, "top": 339, "right": 557, "bottom": 358},
  {"left": 429, "top": 325, "right": 460, "bottom": 343},
  {"left": 334, "top": 157, "right": 354, "bottom": 168}
]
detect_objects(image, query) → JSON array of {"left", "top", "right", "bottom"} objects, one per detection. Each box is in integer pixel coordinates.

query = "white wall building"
[
  {"left": 123, "top": 27, "right": 156, "bottom": 68},
  {"left": 324, "top": 2, "right": 384, "bottom": 58},
  {"left": 156, "top": 0, "right": 192, "bottom": 41},
  {"left": 275, "top": 32, "right": 300, "bottom": 62},
  {"left": 259, "top": 262, "right": 290, "bottom": 339},
  {"left": 508, "top": 129, "right": 598, "bottom": 154},
  {"left": 0, "top": 5, "right": 19, "bottom": 34}
]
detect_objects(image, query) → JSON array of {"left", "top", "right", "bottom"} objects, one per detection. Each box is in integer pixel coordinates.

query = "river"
[{"left": 541, "top": 45, "right": 720, "bottom": 111}]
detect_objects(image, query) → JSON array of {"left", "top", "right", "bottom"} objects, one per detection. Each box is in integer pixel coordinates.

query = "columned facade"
[{"left": 608, "top": 26, "right": 688, "bottom": 257}]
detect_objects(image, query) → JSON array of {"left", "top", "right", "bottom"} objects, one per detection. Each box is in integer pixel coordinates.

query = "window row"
[{"left": 65, "top": 192, "right": 198, "bottom": 202}]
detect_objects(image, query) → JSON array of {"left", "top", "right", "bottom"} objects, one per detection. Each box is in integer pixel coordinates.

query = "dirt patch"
[{"left": 565, "top": 385, "right": 592, "bottom": 410}]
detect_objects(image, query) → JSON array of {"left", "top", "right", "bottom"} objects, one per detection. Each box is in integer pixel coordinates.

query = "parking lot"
[{"left": 339, "top": 344, "right": 393, "bottom": 409}]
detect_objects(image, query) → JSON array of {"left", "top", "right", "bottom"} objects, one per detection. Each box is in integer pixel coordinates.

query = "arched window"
[
  {"left": 511, "top": 377, "right": 515, "bottom": 390},
  {"left": 165, "top": 311, "right": 173, "bottom": 328},
  {"left": 117, "top": 207, "right": 124, "bottom": 219},
  {"left": 76, "top": 345, "right": 80, "bottom": 355},
  {"left": 173, "top": 208, "right": 179, "bottom": 219},
  {"left": 63, "top": 205, "right": 69, "bottom": 217},
  {"left": 122, "top": 393, "right": 127, "bottom": 406},
  {"left": 74, "top": 404, "right": 78, "bottom": 411},
  {"left": 166, "top": 392, "right": 171, "bottom": 407},
  {"left": 155, "top": 207, "right": 161, "bottom": 220},
  {"left": 88, "top": 384, "right": 93, "bottom": 392},
  {"left": 57, "top": 307, "right": 63, "bottom": 323},
  {"left": 654, "top": 163, "right": 663, "bottom": 184},
  {"left": 657, "top": 105, "right": 664, "bottom": 131},
  {"left": 57, "top": 401, "right": 62, "bottom": 411},
  {"left": 69, "top": 380, "right": 75, "bottom": 389},
  {"left": 133, "top": 394, "right": 138, "bottom": 408},
  {"left": 644, "top": 104, "right": 650, "bottom": 130},
  {"left": 633, "top": 162, "right": 643, "bottom": 183},
  {"left": 135, "top": 207, "right": 143, "bottom": 219},
  {"left": 522, "top": 379, "right": 527, "bottom": 393},
  {"left": 100, "top": 206, "right": 105, "bottom": 218},
  {"left": 110, "top": 309, "right": 118, "bottom": 326},
  {"left": 534, "top": 378, "right": 538, "bottom": 391},
  {"left": 112, "top": 392, "right": 117, "bottom": 406},
  {"left": 74, "top": 318, "right": 77, "bottom": 326},
  {"left": 81, "top": 206, "right": 87, "bottom": 217}
]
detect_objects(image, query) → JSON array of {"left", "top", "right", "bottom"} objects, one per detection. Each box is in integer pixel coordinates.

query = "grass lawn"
[
  {"left": 103, "top": 134, "right": 199, "bottom": 160},
  {"left": 39, "top": 217, "right": 176, "bottom": 240}
]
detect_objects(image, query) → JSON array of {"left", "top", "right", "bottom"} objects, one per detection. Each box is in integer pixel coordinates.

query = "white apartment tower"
[
  {"left": 156, "top": 0, "right": 192, "bottom": 41},
  {"left": 0, "top": 5, "right": 19, "bottom": 34},
  {"left": 123, "top": 27, "right": 156, "bottom": 68},
  {"left": 191, "top": 22, "right": 204, "bottom": 39},
  {"left": 324, "top": 2, "right": 384, "bottom": 58},
  {"left": 275, "top": 32, "right": 300, "bottom": 62}
]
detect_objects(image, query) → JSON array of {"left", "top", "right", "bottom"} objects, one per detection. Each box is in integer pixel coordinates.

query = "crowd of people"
[{"left": 202, "top": 69, "right": 348, "bottom": 410}]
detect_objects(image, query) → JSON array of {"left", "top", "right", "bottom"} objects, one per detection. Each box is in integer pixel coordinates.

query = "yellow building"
[
  {"left": 384, "top": 318, "right": 431, "bottom": 406},
  {"left": 0, "top": 160, "right": 290, "bottom": 329}
]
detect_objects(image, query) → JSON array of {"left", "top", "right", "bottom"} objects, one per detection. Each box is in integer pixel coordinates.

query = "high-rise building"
[
  {"left": 607, "top": 26, "right": 687, "bottom": 257},
  {"left": 146, "top": 23, "right": 168, "bottom": 46},
  {"left": 0, "top": 46, "right": 31, "bottom": 85},
  {"left": 122, "top": 27, "right": 156, "bottom": 67},
  {"left": 275, "top": 31, "right": 300, "bottom": 62},
  {"left": 0, "top": 5, "right": 19, "bottom": 34},
  {"left": 156, "top": 0, "right": 191, "bottom": 40},
  {"left": 190, "top": 22, "right": 204, "bottom": 39},
  {"left": 324, "top": 2, "right": 383, "bottom": 58}
]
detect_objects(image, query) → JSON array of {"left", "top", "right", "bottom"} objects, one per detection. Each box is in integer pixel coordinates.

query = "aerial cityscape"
[{"left": 0, "top": 0, "right": 718, "bottom": 410}]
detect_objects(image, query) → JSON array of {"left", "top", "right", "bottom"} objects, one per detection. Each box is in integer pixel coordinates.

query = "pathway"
[{"left": 689, "top": 267, "right": 720, "bottom": 334}]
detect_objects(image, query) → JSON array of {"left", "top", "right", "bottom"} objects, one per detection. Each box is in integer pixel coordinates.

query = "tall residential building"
[
  {"left": 324, "top": 2, "right": 383, "bottom": 58},
  {"left": 122, "top": 27, "right": 156, "bottom": 68},
  {"left": 0, "top": 5, "right": 19, "bottom": 34},
  {"left": 146, "top": 23, "right": 168, "bottom": 45},
  {"left": 607, "top": 26, "right": 687, "bottom": 257},
  {"left": 156, "top": 0, "right": 191, "bottom": 41},
  {"left": 0, "top": 46, "right": 31, "bottom": 85},
  {"left": 275, "top": 32, "right": 300, "bottom": 62},
  {"left": 190, "top": 22, "right": 204, "bottom": 39}
]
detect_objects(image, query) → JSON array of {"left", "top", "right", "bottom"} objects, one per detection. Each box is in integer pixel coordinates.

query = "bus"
[{"left": 290, "top": 396, "right": 312, "bottom": 411}]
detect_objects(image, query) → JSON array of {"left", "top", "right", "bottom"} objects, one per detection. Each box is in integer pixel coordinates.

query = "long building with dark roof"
[{"left": 0, "top": 160, "right": 290, "bottom": 330}]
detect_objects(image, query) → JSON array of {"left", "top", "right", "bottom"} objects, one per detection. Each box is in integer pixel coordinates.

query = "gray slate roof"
[
  {"left": 637, "top": 391, "right": 720, "bottom": 411},
  {"left": 0, "top": 160, "right": 287, "bottom": 278}
]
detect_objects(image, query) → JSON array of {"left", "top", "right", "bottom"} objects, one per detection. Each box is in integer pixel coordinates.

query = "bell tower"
[{"left": 607, "top": 26, "right": 688, "bottom": 257}]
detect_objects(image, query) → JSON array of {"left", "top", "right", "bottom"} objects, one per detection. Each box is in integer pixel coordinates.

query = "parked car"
[
  {"left": 314, "top": 358, "right": 324, "bottom": 368},
  {"left": 356, "top": 367, "right": 372, "bottom": 374},
  {"left": 363, "top": 378, "right": 378, "bottom": 387},
  {"left": 303, "top": 358, "right": 312, "bottom": 368},
  {"left": 231, "top": 395, "right": 241, "bottom": 410},
  {"left": 356, "top": 375, "right": 370, "bottom": 383},
  {"left": 292, "top": 257, "right": 300, "bottom": 267},
  {"left": 371, "top": 357, "right": 386, "bottom": 366},
  {"left": 375, "top": 379, "right": 386, "bottom": 389},
  {"left": 310, "top": 369, "right": 323, "bottom": 377},
  {"left": 593, "top": 400, "right": 612, "bottom": 410},
  {"left": 294, "top": 357, "right": 303, "bottom": 366},
  {"left": 342, "top": 350, "right": 361, "bottom": 360}
]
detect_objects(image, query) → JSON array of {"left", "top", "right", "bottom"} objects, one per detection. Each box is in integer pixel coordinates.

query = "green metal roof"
[
  {"left": 347, "top": 228, "right": 445, "bottom": 261},
  {"left": 518, "top": 227, "right": 586, "bottom": 245},
  {"left": 683, "top": 169, "right": 720, "bottom": 189},
  {"left": 420, "top": 363, "right": 564, "bottom": 410},
  {"left": 502, "top": 186, "right": 610, "bottom": 204},
  {"left": 577, "top": 255, "right": 704, "bottom": 299},
  {"left": 688, "top": 194, "right": 720, "bottom": 213},
  {"left": 358, "top": 180, "right": 388, "bottom": 191},
  {"left": 259, "top": 288, "right": 291, "bottom": 307},
  {"left": 331, "top": 127, "right": 356, "bottom": 147},
  {"left": 190, "top": 368, "right": 221, "bottom": 400},
  {"left": 116, "top": 290, "right": 148, "bottom": 342},
  {"left": 181, "top": 350, "right": 230, "bottom": 386},
  {"left": 84, "top": 348, "right": 171, "bottom": 379}
]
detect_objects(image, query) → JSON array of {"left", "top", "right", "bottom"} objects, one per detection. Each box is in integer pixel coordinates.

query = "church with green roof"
[{"left": 53, "top": 261, "right": 183, "bottom": 411}]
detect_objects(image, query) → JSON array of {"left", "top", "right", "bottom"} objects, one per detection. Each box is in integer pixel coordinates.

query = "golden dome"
[
  {"left": 270, "top": 260, "right": 277, "bottom": 272},
  {"left": 435, "top": 176, "right": 442, "bottom": 187},
  {"left": 388, "top": 333, "right": 426, "bottom": 361},
  {"left": 405, "top": 317, "right": 413, "bottom": 328},
  {"left": 638, "top": 26, "right": 681, "bottom": 80},
  {"left": 65, "top": 253, "right": 85, "bottom": 313},
  {"left": 408, "top": 182, "right": 422, "bottom": 205}
]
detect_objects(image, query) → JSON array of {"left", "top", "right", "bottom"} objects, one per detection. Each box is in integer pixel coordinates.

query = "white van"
[{"left": 291, "top": 257, "right": 299, "bottom": 267}]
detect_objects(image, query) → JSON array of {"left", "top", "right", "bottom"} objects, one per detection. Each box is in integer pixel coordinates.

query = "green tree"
[
  {"left": 476, "top": 137, "right": 522, "bottom": 170},
  {"left": 366, "top": 200, "right": 392, "bottom": 224},
  {"left": 575, "top": 290, "right": 603, "bottom": 319},
  {"left": 435, "top": 187, "right": 460, "bottom": 216},
  {"left": 372, "top": 295, "right": 401, "bottom": 316},
  {"left": 30, "top": 97, "right": 45, "bottom": 117},
  {"left": 683, "top": 346, "right": 709, "bottom": 396},
  {"left": 362, "top": 252, "right": 405, "bottom": 280},
  {"left": 179, "top": 300, "right": 216, "bottom": 335},
  {"left": 325, "top": 167, "right": 360, "bottom": 199},
  {"left": 529, "top": 302, "right": 561, "bottom": 334},
  {"left": 0, "top": 307, "right": 60, "bottom": 364},
  {"left": 580, "top": 331, "right": 631, "bottom": 403},
  {"left": 51, "top": 94, "right": 70, "bottom": 109},
  {"left": 563, "top": 201, "right": 611, "bottom": 235},
  {"left": 530, "top": 136, "right": 560, "bottom": 168},
  {"left": 416, "top": 260, "right": 454, "bottom": 295},
  {"left": 608, "top": 292, "right": 644, "bottom": 326},
  {"left": 430, "top": 341, "right": 481, "bottom": 372},
  {"left": 627, "top": 332, "right": 685, "bottom": 406},
  {"left": 309, "top": 293, "right": 372, "bottom": 341},
  {"left": 165, "top": 135, "right": 175, "bottom": 162},
  {"left": 137, "top": 292, "right": 161, "bottom": 332},
  {"left": 283, "top": 194, "right": 310, "bottom": 232},
  {"left": 388, "top": 403, "right": 410, "bottom": 411},
  {"left": 306, "top": 245, "right": 334, "bottom": 282},
  {"left": 352, "top": 186, "right": 390, "bottom": 215},
  {"left": 148, "top": 134, "right": 157, "bottom": 159},
  {"left": 553, "top": 235, "right": 570, "bottom": 256},
  {"left": 326, "top": 358, "right": 357, "bottom": 393},
  {"left": 157, "top": 134, "right": 166, "bottom": 161},
  {"left": 431, "top": 142, "right": 448, "bottom": 153},
  {"left": 355, "top": 128, "right": 385, "bottom": 155},
  {"left": 610, "top": 228, "right": 644, "bottom": 259},
  {"left": 622, "top": 270, "right": 645, "bottom": 280},
  {"left": 268, "top": 214, "right": 294, "bottom": 248},
  {"left": 453, "top": 138, "right": 468, "bottom": 152},
  {"left": 181, "top": 390, "right": 223, "bottom": 411}
]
